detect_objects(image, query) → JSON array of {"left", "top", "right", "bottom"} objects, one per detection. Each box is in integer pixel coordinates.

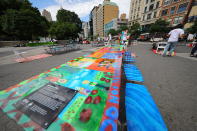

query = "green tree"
[
  {"left": 149, "top": 19, "right": 170, "bottom": 34},
  {"left": 187, "top": 20, "right": 197, "bottom": 34},
  {"left": 56, "top": 9, "right": 81, "bottom": 32},
  {"left": 49, "top": 8, "right": 82, "bottom": 40},
  {"left": 129, "top": 22, "right": 141, "bottom": 35},
  {"left": 0, "top": 0, "right": 49, "bottom": 40},
  {"left": 1, "top": 8, "right": 49, "bottom": 40},
  {"left": 49, "top": 22, "right": 78, "bottom": 40},
  {"left": 116, "top": 25, "right": 129, "bottom": 34},
  {"left": 107, "top": 29, "right": 117, "bottom": 36},
  {"left": 0, "top": 9, "right": 18, "bottom": 39},
  {"left": 128, "top": 22, "right": 141, "bottom": 40}
]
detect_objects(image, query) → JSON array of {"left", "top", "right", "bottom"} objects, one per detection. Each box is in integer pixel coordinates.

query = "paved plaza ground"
[{"left": 0, "top": 43, "right": 196, "bottom": 131}]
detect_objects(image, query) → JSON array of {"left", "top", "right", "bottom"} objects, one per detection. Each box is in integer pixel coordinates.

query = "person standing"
[
  {"left": 162, "top": 24, "right": 184, "bottom": 57},
  {"left": 190, "top": 34, "right": 197, "bottom": 57},
  {"left": 108, "top": 33, "right": 112, "bottom": 45}
]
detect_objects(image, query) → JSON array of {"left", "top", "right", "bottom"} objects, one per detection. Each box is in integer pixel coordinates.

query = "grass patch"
[{"left": 27, "top": 42, "right": 55, "bottom": 47}]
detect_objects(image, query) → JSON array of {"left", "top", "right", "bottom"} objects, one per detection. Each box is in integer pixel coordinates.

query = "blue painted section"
[
  {"left": 124, "top": 51, "right": 135, "bottom": 63},
  {"left": 125, "top": 83, "right": 167, "bottom": 131},
  {"left": 124, "top": 64, "right": 144, "bottom": 82},
  {"left": 102, "top": 53, "right": 122, "bottom": 59}
]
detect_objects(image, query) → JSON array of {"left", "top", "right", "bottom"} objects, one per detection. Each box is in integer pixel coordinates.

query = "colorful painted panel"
[
  {"left": 67, "top": 57, "right": 97, "bottom": 68},
  {"left": 86, "top": 58, "right": 117, "bottom": 73},
  {"left": 86, "top": 47, "right": 111, "bottom": 58},
  {"left": 124, "top": 64, "right": 144, "bottom": 82},
  {"left": 0, "top": 45, "right": 123, "bottom": 131},
  {"left": 125, "top": 83, "right": 167, "bottom": 131}
]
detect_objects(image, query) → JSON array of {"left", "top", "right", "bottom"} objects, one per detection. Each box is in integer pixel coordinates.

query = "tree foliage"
[
  {"left": 187, "top": 20, "right": 197, "bottom": 34},
  {"left": 0, "top": 0, "right": 49, "bottom": 40},
  {"left": 107, "top": 29, "right": 117, "bottom": 36},
  {"left": 49, "top": 8, "right": 82, "bottom": 40},
  {"left": 149, "top": 19, "right": 170, "bottom": 34},
  {"left": 129, "top": 22, "right": 141, "bottom": 35},
  {"left": 49, "top": 22, "right": 78, "bottom": 40},
  {"left": 116, "top": 25, "right": 128, "bottom": 34}
]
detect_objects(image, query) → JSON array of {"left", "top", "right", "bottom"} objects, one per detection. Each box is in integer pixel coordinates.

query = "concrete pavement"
[
  {"left": 0, "top": 43, "right": 196, "bottom": 131},
  {"left": 0, "top": 44, "right": 97, "bottom": 131},
  {"left": 128, "top": 43, "right": 197, "bottom": 131}
]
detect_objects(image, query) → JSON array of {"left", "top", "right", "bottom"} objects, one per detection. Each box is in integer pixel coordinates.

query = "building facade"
[
  {"left": 104, "top": 14, "right": 128, "bottom": 36},
  {"left": 184, "top": 0, "right": 197, "bottom": 28},
  {"left": 91, "top": 6, "right": 99, "bottom": 36},
  {"left": 89, "top": 11, "right": 93, "bottom": 37},
  {"left": 129, "top": 0, "right": 144, "bottom": 26},
  {"left": 42, "top": 9, "right": 52, "bottom": 22},
  {"left": 96, "top": 0, "right": 119, "bottom": 37},
  {"left": 141, "top": 0, "right": 162, "bottom": 29},
  {"left": 82, "top": 22, "right": 90, "bottom": 38},
  {"left": 160, "top": 0, "right": 193, "bottom": 26}
]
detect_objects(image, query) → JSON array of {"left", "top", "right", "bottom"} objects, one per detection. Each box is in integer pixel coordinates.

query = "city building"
[
  {"left": 42, "top": 9, "right": 52, "bottom": 22},
  {"left": 91, "top": 6, "right": 99, "bottom": 36},
  {"left": 129, "top": 0, "right": 144, "bottom": 26},
  {"left": 104, "top": 14, "right": 128, "bottom": 36},
  {"left": 82, "top": 22, "right": 90, "bottom": 38},
  {"left": 160, "top": 0, "right": 193, "bottom": 27},
  {"left": 96, "top": 0, "right": 119, "bottom": 37},
  {"left": 141, "top": 0, "right": 163, "bottom": 30},
  {"left": 89, "top": 11, "right": 93, "bottom": 37},
  {"left": 184, "top": 0, "right": 197, "bottom": 28}
]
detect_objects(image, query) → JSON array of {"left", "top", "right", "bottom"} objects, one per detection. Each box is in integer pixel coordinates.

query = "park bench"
[
  {"left": 91, "top": 41, "right": 105, "bottom": 47},
  {"left": 45, "top": 44, "right": 80, "bottom": 54}
]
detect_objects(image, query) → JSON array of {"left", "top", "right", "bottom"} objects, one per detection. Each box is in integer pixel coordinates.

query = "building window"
[
  {"left": 144, "top": 7, "right": 147, "bottom": 13},
  {"left": 143, "top": 15, "right": 145, "bottom": 21},
  {"left": 161, "top": 9, "right": 168, "bottom": 16},
  {"left": 177, "top": 3, "right": 188, "bottom": 13},
  {"left": 174, "top": 16, "right": 183, "bottom": 24},
  {"left": 163, "top": 0, "right": 171, "bottom": 5},
  {"left": 170, "top": 6, "right": 176, "bottom": 15},
  {"left": 154, "top": 12, "right": 157, "bottom": 18},
  {"left": 188, "top": 16, "right": 197, "bottom": 22},
  {"left": 173, "top": 0, "right": 179, "bottom": 3},
  {"left": 146, "top": 0, "right": 149, "bottom": 4},
  {"left": 147, "top": 13, "right": 152, "bottom": 20},
  {"left": 156, "top": 1, "right": 160, "bottom": 8},
  {"left": 149, "top": 4, "right": 154, "bottom": 11}
]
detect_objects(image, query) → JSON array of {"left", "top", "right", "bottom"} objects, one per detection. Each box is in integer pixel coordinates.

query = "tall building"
[
  {"left": 141, "top": 0, "right": 163, "bottom": 30},
  {"left": 91, "top": 6, "right": 99, "bottom": 36},
  {"left": 160, "top": 0, "right": 193, "bottom": 26},
  {"left": 89, "top": 11, "right": 93, "bottom": 37},
  {"left": 185, "top": 0, "right": 197, "bottom": 28},
  {"left": 129, "top": 0, "right": 144, "bottom": 26},
  {"left": 96, "top": 0, "right": 119, "bottom": 37},
  {"left": 82, "top": 22, "right": 90, "bottom": 38},
  {"left": 104, "top": 15, "right": 128, "bottom": 36},
  {"left": 42, "top": 9, "right": 52, "bottom": 22}
]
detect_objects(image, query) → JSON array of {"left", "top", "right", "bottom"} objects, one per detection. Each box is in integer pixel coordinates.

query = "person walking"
[
  {"left": 190, "top": 34, "right": 197, "bottom": 57},
  {"left": 162, "top": 24, "right": 184, "bottom": 57}
]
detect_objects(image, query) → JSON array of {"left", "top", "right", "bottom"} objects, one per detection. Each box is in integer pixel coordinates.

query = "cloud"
[
  {"left": 54, "top": 0, "right": 65, "bottom": 4},
  {"left": 43, "top": 0, "right": 130, "bottom": 21}
]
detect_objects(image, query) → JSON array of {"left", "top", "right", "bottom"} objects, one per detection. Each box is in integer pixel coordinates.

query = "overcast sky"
[{"left": 29, "top": 0, "right": 130, "bottom": 22}]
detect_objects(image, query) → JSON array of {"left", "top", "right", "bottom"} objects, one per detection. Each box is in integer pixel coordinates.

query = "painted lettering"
[{"left": 109, "top": 95, "right": 119, "bottom": 104}]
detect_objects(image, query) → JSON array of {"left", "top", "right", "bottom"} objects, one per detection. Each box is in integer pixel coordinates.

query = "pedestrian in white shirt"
[{"left": 163, "top": 24, "right": 184, "bottom": 57}]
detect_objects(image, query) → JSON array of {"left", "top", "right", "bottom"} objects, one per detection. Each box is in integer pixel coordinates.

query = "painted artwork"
[{"left": 0, "top": 45, "right": 123, "bottom": 131}]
